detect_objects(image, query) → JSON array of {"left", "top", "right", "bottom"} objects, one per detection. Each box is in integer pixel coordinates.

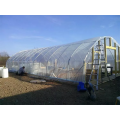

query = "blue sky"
[{"left": 0, "top": 15, "right": 120, "bottom": 56}]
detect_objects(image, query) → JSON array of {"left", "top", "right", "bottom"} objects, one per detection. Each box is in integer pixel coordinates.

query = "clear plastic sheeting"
[{"left": 6, "top": 36, "right": 120, "bottom": 83}]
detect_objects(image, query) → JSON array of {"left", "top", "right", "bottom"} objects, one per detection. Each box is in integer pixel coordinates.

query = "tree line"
[{"left": 0, "top": 52, "right": 10, "bottom": 66}]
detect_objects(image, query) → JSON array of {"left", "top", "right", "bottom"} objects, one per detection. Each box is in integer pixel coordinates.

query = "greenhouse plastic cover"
[{"left": 6, "top": 36, "right": 120, "bottom": 82}]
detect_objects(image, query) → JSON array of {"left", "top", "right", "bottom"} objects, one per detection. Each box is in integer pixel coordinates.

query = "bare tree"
[
  {"left": 0, "top": 52, "right": 10, "bottom": 66},
  {"left": 0, "top": 52, "right": 9, "bottom": 57}
]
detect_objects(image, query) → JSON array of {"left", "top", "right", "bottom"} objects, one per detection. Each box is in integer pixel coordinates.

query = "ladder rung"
[
  {"left": 95, "top": 50, "right": 103, "bottom": 51},
  {"left": 91, "top": 79, "right": 97, "bottom": 81},
  {"left": 95, "top": 53, "right": 101, "bottom": 54},
  {"left": 86, "top": 74, "right": 91, "bottom": 75},
  {"left": 92, "top": 68, "right": 98, "bottom": 70},
  {"left": 93, "top": 64, "right": 99, "bottom": 65},
  {"left": 92, "top": 74, "right": 98, "bottom": 75},
  {"left": 94, "top": 59, "right": 105, "bottom": 60},
  {"left": 95, "top": 52, "right": 104, "bottom": 56},
  {"left": 96, "top": 45, "right": 103, "bottom": 46}
]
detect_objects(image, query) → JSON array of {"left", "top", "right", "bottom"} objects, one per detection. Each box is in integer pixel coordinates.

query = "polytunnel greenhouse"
[{"left": 6, "top": 36, "right": 120, "bottom": 88}]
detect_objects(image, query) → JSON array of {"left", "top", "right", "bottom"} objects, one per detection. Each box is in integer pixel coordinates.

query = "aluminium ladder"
[{"left": 89, "top": 42, "right": 107, "bottom": 90}]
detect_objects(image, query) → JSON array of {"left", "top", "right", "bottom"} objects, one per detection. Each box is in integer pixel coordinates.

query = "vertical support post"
[
  {"left": 67, "top": 59, "right": 70, "bottom": 80},
  {"left": 92, "top": 47, "right": 95, "bottom": 79},
  {"left": 98, "top": 41, "right": 100, "bottom": 63},
  {"left": 119, "top": 47, "right": 120, "bottom": 73},
  {"left": 114, "top": 43, "right": 117, "bottom": 76},
  {"left": 46, "top": 63, "right": 48, "bottom": 76},
  {"left": 38, "top": 62, "right": 41, "bottom": 76},
  {"left": 39, "top": 62, "right": 41, "bottom": 75},
  {"left": 98, "top": 40, "right": 101, "bottom": 82},
  {"left": 104, "top": 37, "right": 107, "bottom": 77},
  {"left": 109, "top": 37, "right": 112, "bottom": 46},
  {"left": 83, "top": 61, "right": 86, "bottom": 82},
  {"left": 92, "top": 47, "right": 94, "bottom": 63},
  {"left": 99, "top": 65, "right": 101, "bottom": 82}
]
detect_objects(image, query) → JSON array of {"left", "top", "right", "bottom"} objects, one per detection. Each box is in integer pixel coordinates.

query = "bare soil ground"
[{"left": 0, "top": 72, "right": 120, "bottom": 105}]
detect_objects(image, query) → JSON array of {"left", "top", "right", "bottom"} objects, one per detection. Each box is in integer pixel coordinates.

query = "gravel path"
[{"left": 0, "top": 73, "right": 120, "bottom": 105}]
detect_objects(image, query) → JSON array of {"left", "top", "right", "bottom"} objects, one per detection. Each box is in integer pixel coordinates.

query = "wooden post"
[
  {"left": 98, "top": 41, "right": 100, "bottom": 62},
  {"left": 67, "top": 59, "right": 70, "bottom": 80},
  {"left": 83, "top": 61, "right": 87, "bottom": 82},
  {"left": 98, "top": 41, "right": 101, "bottom": 81},
  {"left": 104, "top": 37, "right": 107, "bottom": 77},
  {"left": 92, "top": 47, "right": 95, "bottom": 79},
  {"left": 114, "top": 43, "right": 117, "bottom": 76},
  {"left": 119, "top": 47, "right": 120, "bottom": 73},
  {"left": 99, "top": 65, "right": 101, "bottom": 82},
  {"left": 109, "top": 38, "right": 112, "bottom": 46},
  {"left": 92, "top": 47, "right": 94, "bottom": 64},
  {"left": 84, "top": 62, "right": 86, "bottom": 82}
]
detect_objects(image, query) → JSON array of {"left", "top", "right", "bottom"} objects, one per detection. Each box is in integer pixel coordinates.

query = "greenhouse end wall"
[{"left": 6, "top": 36, "right": 120, "bottom": 83}]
